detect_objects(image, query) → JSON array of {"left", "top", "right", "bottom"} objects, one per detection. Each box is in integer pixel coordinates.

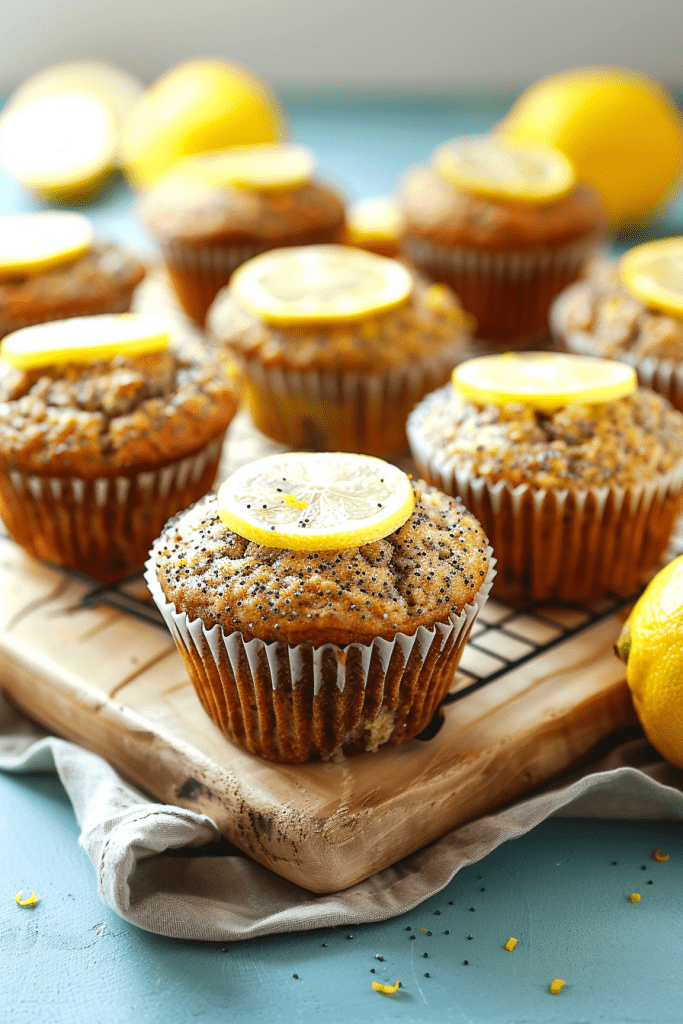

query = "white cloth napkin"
[{"left": 2, "top": 687, "right": 683, "bottom": 942}]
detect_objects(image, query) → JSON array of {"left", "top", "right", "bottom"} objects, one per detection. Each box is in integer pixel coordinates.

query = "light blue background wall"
[{"left": 2, "top": 0, "right": 682, "bottom": 91}]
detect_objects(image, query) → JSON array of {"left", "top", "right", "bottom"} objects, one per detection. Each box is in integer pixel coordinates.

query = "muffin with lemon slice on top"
[
  {"left": 398, "top": 134, "right": 607, "bottom": 344},
  {"left": 140, "top": 142, "right": 346, "bottom": 325},
  {"left": 552, "top": 239, "right": 683, "bottom": 414},
  {"left": 407, "top": 351, "right": 683, "bottom": 602},
  {"left": 146, "top": 451, "right": 494, "bottom": 762},
  {"left": 207, "top": 243, "right": 472, "bottom": 456},
  {"left": 0, "top": 312, "right": 237, "bottom": 581},
  {"left": 0, "top": 211, "right": 145, "bottom": 339}
]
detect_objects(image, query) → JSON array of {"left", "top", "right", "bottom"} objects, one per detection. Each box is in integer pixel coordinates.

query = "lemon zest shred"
[
  {"left": 503, "top": 937, "right": 518, "bottom": 951},
  {"left": 282, "top": 493, "right": 308, "bottom": 510},
  {"left": 629, "top": 893, "right": 641, "bottom": 903},
  {"left": 372, "top": 979, "right": 400, "bottom": 994},
  {"left": 16, "top": 890, "right": 39, "bottom": 906},
  {"left": 653, "top": 848, "right": 670, "bottom": 862},
  {"left": 419, "top": 927, "right": 426, "bottom": 931},
  {"left": 549, "top": 979, "right": 565, "bottom": 995}
]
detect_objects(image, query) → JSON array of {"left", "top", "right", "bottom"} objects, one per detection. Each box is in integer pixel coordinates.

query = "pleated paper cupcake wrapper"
[
  {"left": 0, "top": 434, "right": 225, "bottom": 583},
  {"left": 236, "top": 339, "right": 464, "bottom": 456},
  {"left": 407, "top": 386, "right": 683, "bottom": 603},
  {"left": 159, "top": 239, "right": 271, "bottom": 325},
  {"left": 401, "top": 233, "right": 603, "bottom": 343},
  {"left": 144, "top": 543, "right": 495, "bottom": 764},
  {"left": 551, "top": 284, "right": 683, "bottom": 415}
]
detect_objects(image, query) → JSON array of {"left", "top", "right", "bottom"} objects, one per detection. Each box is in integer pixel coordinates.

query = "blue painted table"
[{"left": 1, "top": 94, "right": 683, "bottom": 1024}]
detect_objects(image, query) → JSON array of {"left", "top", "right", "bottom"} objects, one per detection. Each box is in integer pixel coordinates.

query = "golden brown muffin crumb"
[{"left": 154, "top": 481, "right": 489, "bottom": 645}]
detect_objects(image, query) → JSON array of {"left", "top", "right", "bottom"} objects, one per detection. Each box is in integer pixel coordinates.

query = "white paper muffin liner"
[
  {"left": 407, "top": 384, "right": 683, "bottom": 602},
  {"left": 144, "top": 513, "right": 495, "bottom": 763},
  {"left": 234, "top": 338, "right": 465, "bottom": 455},
  {"left": 401, "top": 233, "right": 604, "bottom": 343},
  {"left": 551, "top": 283, "right": 683, "bottom": 414},
  {"left": 0, "top": 435, "right": 225, "bottom": 582}
]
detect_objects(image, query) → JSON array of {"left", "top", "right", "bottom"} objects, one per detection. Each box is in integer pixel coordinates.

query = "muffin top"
[
  {"left": 0, "top": 330, "right": 237, "bottom": 476},
  {"left": 208, "top": 273, "right": 471, "bottom": 372},
  {"left": 399, "top": 165, "right": 606, "bottom": 251},
  {"left": 556, "top": 261, "right": 683, "bottom": 362},
  {"left": 411, "top": 383, "right": 683, "bottom": 490},
  {"left": 141, "top": 174, "right": 345, "bottom": 246},
  {"left": 0, "top": 241, "right": 146, "bottom": 337},
  {"left": 153, "top": 480, "right": 490, "bottom": 645}
]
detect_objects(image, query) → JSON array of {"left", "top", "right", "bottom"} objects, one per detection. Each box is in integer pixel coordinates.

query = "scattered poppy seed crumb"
[
  {"left": 409, "top": 935, "right": 416, "bottom": 940},
  {"left": 293, "top": 974, "right": 299, "bottom": 979},
  {"left": 611, "top": 861, "right": 617, "bottom": 865},
  {"left": 444, "top": 930, "right": 450, "bottom": 935},
  {"left": 370, "top": 969, "right": 375, "bottom": 974},
  {"left": 480, "top": 887, "right": 486, "bottom": 891},
  {"left": 405, "top": 927, "right": 411, "bottom": 931},
  {"left": 322, "top": 943, "right": 327, "bottom": 947},
  {"left": 463, "top": 960, "right": 469, "bottom": 965},
  {"left": 423, "top": 953, "right": 428, "bottom": 958},
  {"left": 449, "top": 901, "right": 454, "bottom": 905},
  {"left": 434, "top": 911, "right": 441, "bottom": 915},
  {"left": 641, "top": 865, "right": 647, "bottom": 870},
  {"left": 630, "top": 893, "right": 641, "bottom": 903},
  {"left": 347, "top": 934, "right": 354, "bottom": 939},
  {"left": 469, "top": 907, "right": 476, "bottom": 911},
  {"left": 424, "top": 973, "right": 430, "bottom": 978},
  {"left": 549, "top": 979, "right": 565, "bottom": 994},
  {"left": 427, "top": 931, "right": 432, "bottom": 936},
  {"left": 467, "top": 934, "right": 473, "bottom": 940},
  {"left": 648, "top": 880, "right": 654, "bottom": 885},
  {"left": 375, "top": 955, "right": 384, "bottom": 961}
]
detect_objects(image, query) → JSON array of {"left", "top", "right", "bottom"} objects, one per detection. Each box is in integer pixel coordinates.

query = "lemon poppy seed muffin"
[
  {"left": 552, "top": 247, "right": 683, "bottom": 413},
  {"left": 147, "top": 458, "right": 493, "bottom": 763},
  {"left": 141, "top": 144, "right": 346, "bottom": 325},
  {"left": 398, "top": 136, "right": 607, "bottom": 344},
  {"left": 407, "top": 352, "right": 683, "bottom": 602},
  {"left": 0, "top": 212, "right": 145, "bottom": 339},
  {"left": 207, "top": 244, "right": 472, "bottom": 456},
  {"left": 0, "top": 314, "right": 237, "bottom": 580}
]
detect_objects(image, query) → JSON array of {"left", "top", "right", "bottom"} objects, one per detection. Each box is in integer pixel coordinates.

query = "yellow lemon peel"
[
  {"left": 433, "top": 135, "right": 575, "bottom": 204},
  {"left": 629, "top": 893, "right": 641, "bottom": 903},
  {"left": 372, "top": 980, "right": 401, "bottom": 994},
  {"left": 16, "top": 890, "right": 39, "bottom": 907},
  {"left": 216, "top": 452, "right": 415, "bottom": 551},
  {"left": 344, "top": 197, "right": 403, "bottom": 244},
  {"left": 177, "top": 143, "right": 315, "bottom": 192},
  {"left": 0, "top": 313, "right": 170, "bottom": 370},
  {"left": 452, "top": 352, "right": 637, "bottom": 411},
  {"left": 230, "top": 245, "right": 413, "bottom": 327},
  {"left": 0, "top": 212, "right": 94, "bottom": 279},
  {"left": 549, "top": 979, "right": 566, "bottom": 994},
  {"left": 503, "top": 937, "right": 518, "bottom": 951},
  {"left": 653, "top": 848, "right": 670, "bottom": 862},
  {"left": 620, "top": 238, "right": 683, "bottom": 323}
]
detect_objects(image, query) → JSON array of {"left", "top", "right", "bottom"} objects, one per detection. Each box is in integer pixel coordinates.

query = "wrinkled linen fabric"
[{"left": 2, "top": 688, "right": 683, "bottom": 942}]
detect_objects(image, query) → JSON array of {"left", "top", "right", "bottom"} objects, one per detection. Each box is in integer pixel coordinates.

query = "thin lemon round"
[
  {"left": 0, "top": 213, "right": 94, "bottom": 279},
  {"left": 1, "top": 313, "right": 170, "bottom": 370},
  {"left": 620, "top": 238, "right": 683, "bottom": 321},
  {"left": 452, "top": 352, "right": 637, "bottom": 411},
  {"left": 0, "top": 92, "right": 117, "bottom": 202},
  {"left": 433, "top": 135, "right": 576, "bottom": 204},
  {"left": 180, "top": 143, "right": 316, "bottom": 191},
  {"left": 230, "top": 245, "right": 413, "bottom": 326},
  {"left": 216, "top": 452, "right": 415, "bottom": 550},
  {"left": 344, "top": 198, "right": 404, "bottom": 244}
]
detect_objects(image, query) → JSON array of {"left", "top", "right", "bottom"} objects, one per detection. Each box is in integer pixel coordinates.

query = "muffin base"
[
  {"left": 145, "top": 545, "right": 494, "bottom": 763},
  {"left": 407, "top": 387, "right": 683, "bottom": 603},
  {"left": 0, "top": 434, "right": 225, "bottom": 583},
  {"left": 237, "top": 343, "right": 463, "bottom": 456},
  {"left": 401, "top": 235, "right": 602, "bottom": 343}
]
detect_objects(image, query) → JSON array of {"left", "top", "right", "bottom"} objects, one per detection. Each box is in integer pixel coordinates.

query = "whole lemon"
[
  {"left": 617, "top": 554, "right": 683, "bottom": 770},
  {"left": 121, "top": 58, "right": 286, "bottom": 189},
  {"left": 499, "top": 67, "right": 683, "bottom": 227}
]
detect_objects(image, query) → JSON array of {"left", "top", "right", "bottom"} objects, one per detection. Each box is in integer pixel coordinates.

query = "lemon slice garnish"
[
  {"left": 231, "top": 245, "right": 413, "bottom": 326},
  {"left": 344, "top": 197, "right": 404, "bottom": 244},
  {"left": 0, "top": 213, "right": 94, "bottom": 279},
  {"left": 1, "top": 313, "right": 170, "bottom": 370},
  {"left": 0, "top": 92, "right": 117, "bottom": 202},
  {"left": 178, "top": 143, "right": 315, "bottom": 191},
  {"left": 452, "top": 352, "right": 637, "bottom": 411},
  {"left": 620, "top": 237, "right": 683, "bottom": 321},
  {"left": 216, "top": 452, "right": 415, "bottom": 550},
  {"left": 433, "top": 135, "right": 576, "bottom": 204}
]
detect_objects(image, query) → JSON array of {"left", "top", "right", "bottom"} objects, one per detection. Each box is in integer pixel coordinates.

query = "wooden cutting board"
[{"left": 0, "top": 524, "right": 636, "bottom": 893}]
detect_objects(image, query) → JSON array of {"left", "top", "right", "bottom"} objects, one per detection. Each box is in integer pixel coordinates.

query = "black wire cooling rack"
[{"left": 71, "top": 518, "right": 683, "bottom": 709}]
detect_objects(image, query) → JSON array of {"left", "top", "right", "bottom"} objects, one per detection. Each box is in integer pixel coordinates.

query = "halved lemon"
[
  {"left": 230, "top": 245, "right": 413, "bottom": 326},
  {"left": 620, "top": 238, "right": 683, "bottom": 321},
  {"left": 1, "top": 313, "right": 170, "bottom": 370},
  {"left": 452, "top": 352, "right": 637, "bottom": 411},
  {"left": 216, "top": 452, "right": 415, "bottom": 550},
  {"left": 0, "top": 213, "right": 94, "bottom": 279},
  {"left": 0, "top": 92, "right": 117, "bottom": 203},
  {"left": 179, "top": 143, "right": 316, "bottom": 191},
  {"left": 432, "top": 135, "right": 576, "bottom": 204}
]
